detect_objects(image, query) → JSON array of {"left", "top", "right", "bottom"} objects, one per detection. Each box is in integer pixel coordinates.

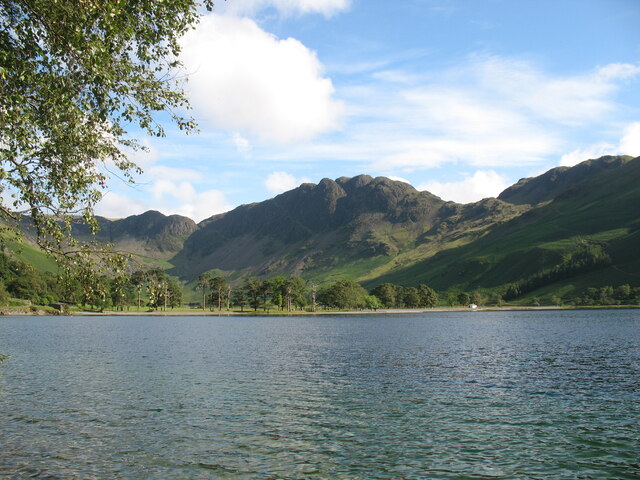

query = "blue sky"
[{"left": 96, "top": 0, "right": 640, "bottom": 221}]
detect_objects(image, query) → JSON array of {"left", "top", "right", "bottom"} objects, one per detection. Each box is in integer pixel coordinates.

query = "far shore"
[{"left": 1, "top": 305, "right": 637, "bottom": 317}]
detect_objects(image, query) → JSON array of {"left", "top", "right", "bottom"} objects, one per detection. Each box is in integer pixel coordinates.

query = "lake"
[{"left": 0, "top": 310, "right": 639, "bottom": 479}]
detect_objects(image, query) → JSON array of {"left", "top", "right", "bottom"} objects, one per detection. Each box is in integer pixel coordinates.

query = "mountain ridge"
[{"left": 6, "top": 155, "right": 639, "bottom": 303}]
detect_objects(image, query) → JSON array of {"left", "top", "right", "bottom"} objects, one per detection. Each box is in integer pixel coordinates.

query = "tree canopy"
[{"left": 0, "top": 0, "right": 212, "bottom": 266}]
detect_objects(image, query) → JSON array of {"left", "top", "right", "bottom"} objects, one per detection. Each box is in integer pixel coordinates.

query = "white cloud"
[
  {"left": 560, "top": 122, "right": 640, "bottom": 166},
  {"left": 98, "top": 176, "right": 233, "bottom": 222},
  {"left": 418, "top": 170, "right": 510, "bottom": 204},
  {"left": 224, "top": 0, "right": 350, "bottom": 17},
  {"left": 95, "top": 192, "right": 149, "bottom": 219},
  {"left": 161, "top": 189, "right": 232, "bottom": 222},
  {"left": 150, "top": 180, "right": 232, "bottom": 221},
  {"left": 264, "top": 171, "right": 312, "bottom": 194},
  {"left": 596, "top": 63, "right": 640, "bottom": 81},
  {"left": 147, "top": 166, "right": 202, "bottom": 182},
  {"left": 473, "top": 57, "right": 639, "bottom": 126},
  {"left": 232, "top": 133, "right": 251, "bottom": 155},
  {"left": 559, "top": 143, "right": 614, "bottom": 167},
  {"left": 388, "top": 175, "right": 411, "bottom": 184},
  {"left": 180, "top": 15, "right": 343, "bottom": 144},
  {"left": 619, "top": 122, "right": 640, "bottom": 156},
  {"left": 341, "top": 57, "right": 639, "bottom": 172}
]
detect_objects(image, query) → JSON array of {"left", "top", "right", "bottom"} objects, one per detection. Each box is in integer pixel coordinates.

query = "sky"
[{"left": 96, "top": 0, "right": 640, "bottom": 222}]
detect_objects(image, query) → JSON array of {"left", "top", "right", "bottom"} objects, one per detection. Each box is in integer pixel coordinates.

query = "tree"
[
  {"left": 232, "top": 287, "right": 247, "bottom": 312},
  {"left": 446, "top": 292, "right": 457, "bottom": 307},
  {"left": 288, "top": 276, "right": 307, "bottom": 310},
  {"left": 208, "top": 275, "right": 228, "bottom": 311},
  {"left": 167, "top": 281, "right": 182, "bottom": 309},
  {"left": 244, "top": 277, "right": 262, "bottom": 312},
  {"left": 269, "top": 275, "right": 286, "bottom": 310},
  {"left": 197, "top": 272, "right": 211, "bottom": 310},
  {"left": 259, "top": 280, "right": 271, "bottom": 312},
  {"left": 370, "top": 283, "right": 397, "bottom": 308},
  {"left": 470, "top": 291, "right": 485, "bottom": 307},
  {"left": 364, "top": 295, "right": 382, "bottom": 311},
  {"left": 418, "top": 284, "right": 438, "bottom": 308},
  {"left": 457, "top": 292, "right": 471, "bottom": 306},
  {"left": 130, "top": 270, "right": 147, "bottom": 311},
  {"left": 0, "top": 0, "right": 213, "bottom": 267},
  {"left": 110, "top": 271, "right": 130, "bottom": 311},
  {"left": 146, "top": 268, "right": 167, "bottom": 310},
  {"left": 318, "top": 280, "right": 367, "bottom": 310},
  {"left": 402, "top": 287, "right": 421, "bottom": 308}
]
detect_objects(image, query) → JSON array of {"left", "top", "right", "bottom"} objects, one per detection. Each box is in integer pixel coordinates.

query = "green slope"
[{"left": 366, "top": 156, "right": 640, "bottom": 298}]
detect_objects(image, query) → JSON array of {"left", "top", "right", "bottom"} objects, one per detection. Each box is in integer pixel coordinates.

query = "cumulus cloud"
[
  {"left": 560, "top": 122, "right": 640, "bottom": 166},
  {"left": 418, "top": 170, "right": 510, "bottom": 204},
  {"left": 224, "top": 0, "right": 350, "bottom": 17},
  {"left": 150, "top": 180, "right": 232, "bottom": 221},
  {"left": 95, "top": 192, "right": 149, "bottom": 219},
  {"left": 97, "top": 139, "right": 233, "bottom": 221},
  {"left": 264, "top": 171, "right": 312, "bottom": 194},
  {"left": 180, "top": 15, "right": 343, "bottom": 144},
  {"left": 619, "top": 122, "right": 640, "bottom": 155}
]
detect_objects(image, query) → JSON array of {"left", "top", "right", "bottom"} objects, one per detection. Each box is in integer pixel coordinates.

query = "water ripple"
[{"left": 0, "top": 310, "right": 639, "bottom": 478}]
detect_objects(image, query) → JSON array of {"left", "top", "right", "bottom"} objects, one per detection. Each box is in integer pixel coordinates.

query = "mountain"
[
  {"left": 171, "top": 174, "right": 526, "bottom": 281},
  {"left": 498, "top": 155, "right": 635, "bottom": 205},
  {"left": 16, "top": 210, "right": 196, "bottom": 263},
  {"left": 78, "top": 210, "right": 198, "bottom": 261},
  {"left": 6, "top": 155, "right": 639, "bottom": 303},
  {"left": 169, "top": 155, "right": 639, "bottom": 302},
  {"left": 369, "top": 155, "right": 640, "bottom": 297}
]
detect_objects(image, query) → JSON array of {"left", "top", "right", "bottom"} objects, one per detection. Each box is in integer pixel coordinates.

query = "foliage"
[
  {"left": 577, "top": 284, "right": 640, "bottom": 306},
  {"left": 0, "top": 279, "right": 9, "bottom": 305},
  {"left": 318, "top": 280, "right": 367, "bottom": 310},
  {"left": 208, "top": 275, "right": 228, "bottom": 311},
  {"left": 457, "top": 292, "right": 471, "bottom": 306},
  {"left": 364, "top": 295, "right": 382, "bottom": 311},
  {"left": 504, "top": 243, "right": 612, "bottom": 300},
  {"left": 244, "top": 276, "right": 262, "bottom": 312},
  {"left": 0, "top": 251, "right": 60, "bottom": 304},
  {"left": 369, "top": 282, "right": 439, "bottom": 308},
  {"left": 196, "top": 272, "right": 211, "bottom": 310},
  {"left": 370, "top": 283, "right": 397, "bottom": 308},
  {"left": 0, "top": 0, "right": 212, "bottom": 273},
  {"left": 130, "top": 270, "right": 147, "bottom": 311},
  {"left": 231, "top": 287, "right": 247, "bottom": 312}
]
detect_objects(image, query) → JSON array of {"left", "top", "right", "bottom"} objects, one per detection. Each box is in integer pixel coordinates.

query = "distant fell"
[
  {"left": 498, "top": 155, "right": 634, "bottom": 205},
  {"left": 7, "top": 155, "right": 639, "bottom": 304}
]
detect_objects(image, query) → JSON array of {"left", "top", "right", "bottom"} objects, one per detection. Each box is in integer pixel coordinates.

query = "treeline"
[
  {"left": 57, "top": 268, "right": 183, "bottom": 311},
  {"left": 194, "top": 276, "right": 442, "bottom": 312},
  {"left": 504, "top": 243, "right": 612, "bottom": 300},
  {"left": 0, "top": 253, "right": 183, "bottom": 311},
  {"left": 369, "top": 283, "right": 439, "bottom": 308},
  {"left": 196, "top": 274, "right": 309, "bottom": 312},
  {"left": 2, "top": 252, "right": 639, "bottom": 311},
  {"left": 576, "top": 285, "right": 640, "bottom": 306}
]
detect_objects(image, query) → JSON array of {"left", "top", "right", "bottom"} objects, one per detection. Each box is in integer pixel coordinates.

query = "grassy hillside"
[{"left": 366, "top": 156, "right": 640, "bottom": 300}]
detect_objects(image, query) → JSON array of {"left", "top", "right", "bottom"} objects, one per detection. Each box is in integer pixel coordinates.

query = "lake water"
[{"left": 0, "top": 310, "right": 639, "bottom": 479}]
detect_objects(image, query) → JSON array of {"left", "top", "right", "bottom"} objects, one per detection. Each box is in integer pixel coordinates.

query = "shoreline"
[{"left": 1, "top": 305, "right": 638, "bottom": 317}]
